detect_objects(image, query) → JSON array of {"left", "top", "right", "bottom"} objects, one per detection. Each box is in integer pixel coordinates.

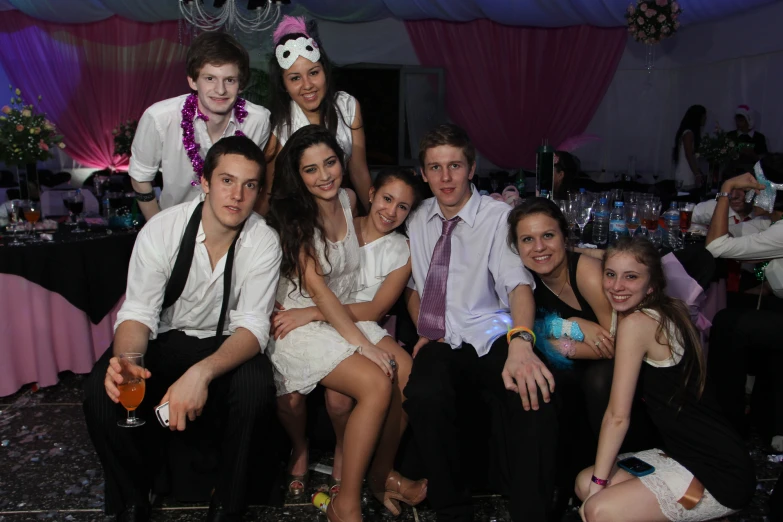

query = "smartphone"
[
  {"left": 155, "top": 401, "right": 170, "bottom": 428},
  {"left": 618, "top": 456, "right": 655, "bottom": 477}
]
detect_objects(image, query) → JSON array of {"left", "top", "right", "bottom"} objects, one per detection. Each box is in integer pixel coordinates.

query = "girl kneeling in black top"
[{"left": 575, "top": 237, "right": 755, "bottom": 522}]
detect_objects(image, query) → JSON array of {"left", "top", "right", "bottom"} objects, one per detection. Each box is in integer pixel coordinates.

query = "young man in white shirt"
[
  {"left": 84, "top": 136, "right": 282, "bottom": 522},
  {"left": 129, "top": 32, "right": 271, "bottom": 220},
  {"left": 403, "top": 124, "right": 557, "bottom": 522},
  {"left": 706, "top": 153, "right": 783, "bottom": 451}
]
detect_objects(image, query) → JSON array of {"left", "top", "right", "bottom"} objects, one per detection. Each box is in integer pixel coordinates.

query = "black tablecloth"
[{"left": 0, "top": 227, "right": 137, "bottom": 324}]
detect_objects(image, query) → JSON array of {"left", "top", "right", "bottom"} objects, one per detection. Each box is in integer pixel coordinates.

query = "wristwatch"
[
  {"left": 715, "top": 192, "right": 730, "bottom": 201},
  {"left": 510, "top": 330, "right": 534, "bottom": 344}
]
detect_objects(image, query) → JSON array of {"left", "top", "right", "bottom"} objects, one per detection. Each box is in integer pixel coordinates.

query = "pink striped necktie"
[{"left": 417, "top": 216, "right": 460, "bottom": 340}]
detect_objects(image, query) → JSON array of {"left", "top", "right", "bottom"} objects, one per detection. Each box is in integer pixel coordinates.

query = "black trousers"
[
  {"left": 82, "top": 331, "right": 275, "bottom": 515},
  {"left": 402, "top": 338, "right": 558, "bottom": 522},
  {"left": 708, "top": 307, "right": 783, "bottom": 436}
]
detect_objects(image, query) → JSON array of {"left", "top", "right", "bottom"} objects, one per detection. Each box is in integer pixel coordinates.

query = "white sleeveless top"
[
  {"left": 610, "top": 308, "right": 684, "bottom": 367},
  {"left": 348, "top": 232, "right": 410, "bottom": 304},
  {"left": 674, "top": 129, "right": 696, "bottom": 190},
  {"left": 275, "top": 91, "right": 357, "bottom": 161}
]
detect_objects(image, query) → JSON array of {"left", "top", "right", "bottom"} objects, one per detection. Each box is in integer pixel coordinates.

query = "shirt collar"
[
  {"left": 191, "top": 193, "right": 252, "bottom": 247},
  {"left": 426, "top": 185, "right": 481, "bottom": 227},
  {"left": 738, "top": 130, "right": 755, "bottom": 137}
]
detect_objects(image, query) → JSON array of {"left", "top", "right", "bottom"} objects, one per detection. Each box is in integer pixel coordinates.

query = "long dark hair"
[
  {"left": 266, "top": 125, "right": 346, "bottom": 294},
  {"left": 672, "top": 105, "right": 706, "bottom": 164},
  {"left": 268, "top": 22, "right": 353, "bottom": 145},
  {"left": 506, "top": 197, "right": 569, "bottom": 255},
  {"left": 604, "top": 237, "right": 706, "bottom": 400},
  {"left": 554, "top": 150, "right": 580, "bottom": 199}
]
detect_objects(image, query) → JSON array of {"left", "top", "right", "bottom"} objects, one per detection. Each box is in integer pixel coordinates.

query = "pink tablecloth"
[{"left": 0, "top": 273, "right": 122, "bottom": 397}]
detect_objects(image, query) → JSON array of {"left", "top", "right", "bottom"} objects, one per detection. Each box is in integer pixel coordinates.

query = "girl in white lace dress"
[
  {"left": 575, "top": 238, "right": 755, "bottom": 521},
  {"left": 266, "top": 127, "right": 426, "bottom": 521}
]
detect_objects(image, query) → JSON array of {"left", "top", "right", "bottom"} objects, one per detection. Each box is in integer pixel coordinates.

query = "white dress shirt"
[
  {"left": 706, "top": 216, "right": 783, "bottom": 298},
  {"left": 128, "top": 94, "right": 271, "bottom": 210},
  {"left": 407, "top": 187, "right": 535, "bottom": 356},
  {"left": 692, "top": 200, "right": 741, "bottom": 227},
  {"left": 115, "top": 196, "right": 282, "bottom": 351}
]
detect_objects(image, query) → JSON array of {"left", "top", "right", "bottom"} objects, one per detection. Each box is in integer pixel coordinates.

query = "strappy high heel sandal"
[
  {"left": 371, "top": 470, "right": 428, "bottom": 516},
  {"left": 285, "top": 446, "right": 309, "bottom": 499}
]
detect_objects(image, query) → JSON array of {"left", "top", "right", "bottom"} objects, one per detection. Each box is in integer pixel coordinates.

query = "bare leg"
[
  {"left": 367, "top": 339, "right": 427, "bottom": 515},
  {"left": 277, "top": 393, "right": 308, "bottom": 478},
  {"left": 325, "top": 389, "right": 354, "bottom": 483},
  {"left": 321, "top": 354, "right": 392, "bottom": 521}
]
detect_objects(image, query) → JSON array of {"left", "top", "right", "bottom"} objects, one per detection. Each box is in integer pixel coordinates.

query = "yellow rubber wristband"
[{"left": 507, "top": 326, "right": 536, "bottom": 346}]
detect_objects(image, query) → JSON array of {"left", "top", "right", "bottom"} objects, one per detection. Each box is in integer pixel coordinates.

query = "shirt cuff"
[
  {"left": 229, "top": 312, "right": 270, "bottom": 353},
  {"left": 128, "top": 156, "right": 158, "bottom": 183},
  {"left": 115, "top": 308, "right": 159, "bottom": 340}
]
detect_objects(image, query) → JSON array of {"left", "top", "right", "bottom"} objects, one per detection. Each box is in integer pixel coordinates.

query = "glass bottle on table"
[{"left": 117, "top": 353, "right": 146, "bottom": 428}]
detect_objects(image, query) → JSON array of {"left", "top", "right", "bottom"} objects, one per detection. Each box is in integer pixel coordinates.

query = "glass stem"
[{"left": 128, "top": 409, "right": 136, "bottom": 423}]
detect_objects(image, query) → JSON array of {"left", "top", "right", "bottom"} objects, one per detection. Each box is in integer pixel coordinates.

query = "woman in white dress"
[
  {"left": 256, "top": 16, "right": 372, "bottom": 215},
  {"left": 672, "top": 105, "right": 707, "bottom": 191},
  {"left": 266, "top": 126, "right": 426, "bottom": 521},
  {"left": 574, "top": 238, "right": 755, "bottom": 522}
]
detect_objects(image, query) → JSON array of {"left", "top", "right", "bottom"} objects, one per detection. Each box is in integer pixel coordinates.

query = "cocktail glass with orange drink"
[{"left": 117, "top": 353, "right": 146, "bottom": 427}]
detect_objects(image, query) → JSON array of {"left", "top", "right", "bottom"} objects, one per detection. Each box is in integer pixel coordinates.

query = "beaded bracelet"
[{"left": 134, "top": 190, "right": 156, "bottom": 202}]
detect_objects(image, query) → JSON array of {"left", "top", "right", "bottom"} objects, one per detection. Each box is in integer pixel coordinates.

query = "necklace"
[
  {"left": 541, "top": 272, "right": 569, "bottom": 297},
  {"left": 181, "top": 93, "right": 247, "bottom": 186}
]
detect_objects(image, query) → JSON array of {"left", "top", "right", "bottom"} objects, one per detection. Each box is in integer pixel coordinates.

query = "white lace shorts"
[{"left": 621, "top": 449, "right": 738, "bottom": 522}]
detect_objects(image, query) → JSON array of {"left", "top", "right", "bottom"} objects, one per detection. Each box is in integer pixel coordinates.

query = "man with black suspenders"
[{"left": 83, "top": 136, "right": 282, "bottom": 522}]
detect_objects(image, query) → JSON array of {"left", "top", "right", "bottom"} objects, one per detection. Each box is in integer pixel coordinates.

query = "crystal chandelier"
[{"left": 179, "top": 0, "right": 284, "bottom": 34}]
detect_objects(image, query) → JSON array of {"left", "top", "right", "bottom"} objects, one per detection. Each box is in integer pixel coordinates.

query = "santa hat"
[{"left": 735, "top": 104, "right": 754, "bottom": 130}]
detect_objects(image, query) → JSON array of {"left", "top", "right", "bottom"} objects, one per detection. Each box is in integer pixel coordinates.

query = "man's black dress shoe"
[
  {"left": 115, "top": 504, "right": 151, "bottom": 522},
  {"left": 206, "top": 499, "right": 243, "bottom": 522}
]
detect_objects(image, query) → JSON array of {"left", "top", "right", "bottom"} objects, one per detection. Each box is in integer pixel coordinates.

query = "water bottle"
[
  {"left": 608, "top": 201, "right": 628, "bottom": 246},
  {"left": 663, "top": 202, "right": 681, "bottom": 250},
  {"left": 102, "top": 194, "right": 111, "bottom": 220},
  {"left": 592, "top": 197, "right": 609, "bottom": 247}
]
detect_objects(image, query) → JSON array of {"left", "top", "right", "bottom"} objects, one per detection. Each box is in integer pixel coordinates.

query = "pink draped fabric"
[
  {"left": 405, "top": 19, "right": 626, "bottom": 169},
  {"left": 0, "top": 274, "right": 122, "bottom": 397},
  {"left": 0, "top": 11, "right": 187, "bottom": 169}
]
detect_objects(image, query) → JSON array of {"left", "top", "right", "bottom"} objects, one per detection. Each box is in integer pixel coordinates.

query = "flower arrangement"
[
  {"left": 698, "top": 124, "right": 753, "bottom": 164},
  {"left": 112, "top": 119, "right": 138, "bottom": 157},
  {"left": 626, "top": 0, "right": 681, "bottom": 44},
  {"left": 0, "top": 86, "right": 65, "bottom": 166}
]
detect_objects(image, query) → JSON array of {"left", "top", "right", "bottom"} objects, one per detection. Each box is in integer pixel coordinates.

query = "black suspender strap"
[
  {"left": 162, "top": 202, "right": 203, "bottom": 310},
  {"left": 215, "top": 220, "right": 244, "bottom": 342}
]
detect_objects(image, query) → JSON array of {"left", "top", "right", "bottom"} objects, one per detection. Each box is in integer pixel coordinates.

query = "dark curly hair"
[{"left": 266, "top": 125, "right": 346, "bottom": 295}]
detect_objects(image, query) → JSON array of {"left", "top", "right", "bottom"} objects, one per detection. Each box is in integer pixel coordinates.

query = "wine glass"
[
  {"left": 64, "top": 191, "right": 85, "bottom": 233},
  {"left": 574, "top": 201, "right": 593, "bottom": 244},
  {"left": 5, "top": 200, "right": 24, "bottom": 246},
  {"left": 22, "top": 200, "right": 42, "bottom": 243},
  {"left": 117, "top": 353, "right": 146, "bottom": 428}
]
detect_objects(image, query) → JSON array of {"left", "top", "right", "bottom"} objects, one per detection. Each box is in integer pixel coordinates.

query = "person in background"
[
  {"left": 256, "top": 16, "right": 372, "bottom": 215},
  {"left": 727, "top": 104, "right": 768, "bottom": 174},
  {"left": 672, "top": 105, "right": 707, "bottom": 191},
  {"left": 129, "top": 32, "right": 271, "bottom": 220},
  {"left": 575, "top": 237, "right": 755, "bottom": 522},
  {"left": 706, "top": 154, "right": 783, "bottom": 451},
  {"left": 553, "top": 151, "right": 580, "bottom": 200}
]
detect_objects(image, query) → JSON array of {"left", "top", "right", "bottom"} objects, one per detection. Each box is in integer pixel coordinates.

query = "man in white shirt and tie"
[
  {"left": 83, "top": 136, "right": 282, "bottom": 522},
  {"left": 129, "top": 32, "right": 271, "bottom": 221},
  {"left": 403, "top": 124, "right": 557, "bottom": 522}
]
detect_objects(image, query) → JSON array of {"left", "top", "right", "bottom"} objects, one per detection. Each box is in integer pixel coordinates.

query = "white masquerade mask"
[{"left": 276, "top": 37, "right": 320, "bottom": 70}]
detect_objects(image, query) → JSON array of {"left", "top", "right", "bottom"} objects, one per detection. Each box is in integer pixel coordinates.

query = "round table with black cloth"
[{"left": 0, "top": 226, "right": 137, "bottom": 323}]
